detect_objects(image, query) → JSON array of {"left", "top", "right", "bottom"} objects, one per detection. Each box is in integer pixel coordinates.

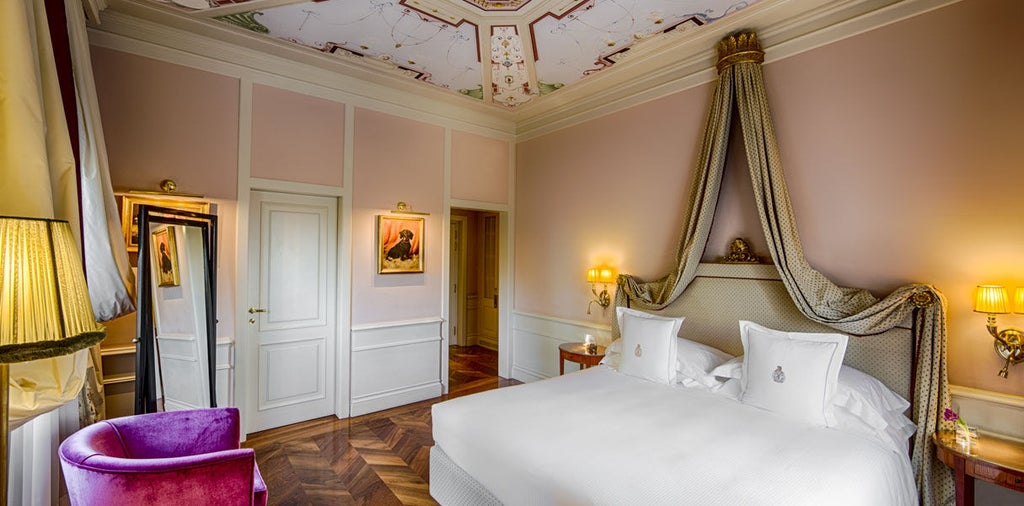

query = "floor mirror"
[{"left": 134, "top": 205, "right": 218, "bottom": 414}]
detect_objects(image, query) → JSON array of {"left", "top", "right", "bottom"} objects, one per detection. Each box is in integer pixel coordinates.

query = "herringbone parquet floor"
[{"left": 244, "top": 346, "right": 517, "bottom": 505}]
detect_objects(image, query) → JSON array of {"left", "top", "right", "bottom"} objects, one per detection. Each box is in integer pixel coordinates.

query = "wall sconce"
[
  {"left": 587, "top": 267, "right": 616, "bottom": 314},
  {"left": 973, "top": 285, "right": 1024, "bottom": 378}
]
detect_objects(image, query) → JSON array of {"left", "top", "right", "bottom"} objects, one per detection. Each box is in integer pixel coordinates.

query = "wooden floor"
[{"left": 244, "top": 345, "right": 516, "bottom": 505}]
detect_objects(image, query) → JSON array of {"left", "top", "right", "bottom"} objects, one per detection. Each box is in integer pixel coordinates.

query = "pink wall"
[
  {"left": 516, "top": 0, "right": 1024, "bottom": 396},
  {"left": 516, "top": 83, "right": 712, "bottom": 316},
  {"left": 91, "top": 47, "right": 239, "bottom": 199},
  {"left": 451, "top": 130, "right": 510, "bottom": 204},
  {"left": 251, "top": 84, "right": 345, "bottom": 187},
  {"left": 351, "top": 108, "right": 445, "bottom": 325}
]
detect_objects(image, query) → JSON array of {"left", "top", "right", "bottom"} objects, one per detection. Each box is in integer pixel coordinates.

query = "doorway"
[{"left": 448, "top": 209, "right": 500, "bottom": 393}]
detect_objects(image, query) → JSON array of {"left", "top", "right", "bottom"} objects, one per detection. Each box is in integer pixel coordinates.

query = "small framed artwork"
[
  {"left": 151, "top": 227, "right": 180, "bottom": 287},
  {"left": 121, "top": 195, "right": 209, "bottom": 253},
  {"left": 378, "top": 215, "right": 424, "bottom": 274}
]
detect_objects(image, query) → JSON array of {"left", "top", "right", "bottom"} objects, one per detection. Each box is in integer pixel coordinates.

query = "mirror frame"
[{"left": 134, "top": 204, "right": 218, "bottom": 414}]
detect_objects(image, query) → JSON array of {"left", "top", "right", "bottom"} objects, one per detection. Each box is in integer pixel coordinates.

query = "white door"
[
  {"left": 479, "top": 213, "right": 499, "bottom": 349},
  {"left": 449, "top": 216, "right": 468, "bottom": 346},
  {"left": 247, "top": 191, "right": 338, "bottom": 432}
]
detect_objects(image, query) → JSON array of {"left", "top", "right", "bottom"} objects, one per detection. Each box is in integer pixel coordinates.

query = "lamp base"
[{"left": 994, "top": 329, "right": 1024, "bottom": 378}]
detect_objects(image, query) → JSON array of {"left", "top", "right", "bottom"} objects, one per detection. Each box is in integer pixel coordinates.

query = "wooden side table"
[
  {"left": 558, "top": 342, "right": 606, "bottom": 375},
  {"left": 933, "top": 430, "right": 1024, "bottom": 506}
]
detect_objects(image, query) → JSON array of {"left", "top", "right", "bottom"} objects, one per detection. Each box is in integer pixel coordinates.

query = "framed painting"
[
  {"left": 121, "top": 195, "right": 209, "bottom": 253},
  {"left": 151, "top": 227, "right": 180, "bottom": 287},
  {"left": 378, "top": 215, "right": 424, "bottom": 274}
]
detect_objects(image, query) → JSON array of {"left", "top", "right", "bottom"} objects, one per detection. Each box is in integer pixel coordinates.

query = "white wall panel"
[{"left": 351, "top": 318, "right": 443, "bottom": 416}]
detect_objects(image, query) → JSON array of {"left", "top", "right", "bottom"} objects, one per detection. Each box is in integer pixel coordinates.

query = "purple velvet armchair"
[{"left": 59, "top": 407, "right": 267, "bottom": 506}]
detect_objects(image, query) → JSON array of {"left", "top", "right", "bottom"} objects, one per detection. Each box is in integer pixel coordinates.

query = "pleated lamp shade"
[{"left": 0, "top": 217, "right": 105, "bottom": 363}]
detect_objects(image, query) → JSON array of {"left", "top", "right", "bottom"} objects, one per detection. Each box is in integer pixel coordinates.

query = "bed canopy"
[{"left": 614, "top": 32, "right": 953, "bottom": 505}]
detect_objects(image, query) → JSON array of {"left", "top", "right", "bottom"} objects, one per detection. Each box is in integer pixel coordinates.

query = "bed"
[{"left": 430, "top": 263, "right": 921, "bottom": 505}]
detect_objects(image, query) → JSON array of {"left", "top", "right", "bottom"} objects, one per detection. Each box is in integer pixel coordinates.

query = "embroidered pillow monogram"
[{"left": 772, "top": 366, "right": 786, "bottom": 383}]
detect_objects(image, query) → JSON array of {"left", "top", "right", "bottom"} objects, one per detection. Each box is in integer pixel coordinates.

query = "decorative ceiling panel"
[
  {"left": 532, "top": 0, "right": 755, "bottom": 88},
  {"left": 235, "top": 0, "right": 482, "bottom": 93}
]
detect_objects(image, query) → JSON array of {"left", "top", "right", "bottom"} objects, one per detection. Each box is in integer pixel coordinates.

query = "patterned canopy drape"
[{"left": 616, "top": 33, "right": 954, "bottom": 506}]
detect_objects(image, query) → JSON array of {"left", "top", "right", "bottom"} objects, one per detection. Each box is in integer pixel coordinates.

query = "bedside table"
[
  {"left": 933, "top": 430, "right": 1024, "bottom": 506},
  {"left": 558, "top": 342, "right": 606, "bottom": 375}
]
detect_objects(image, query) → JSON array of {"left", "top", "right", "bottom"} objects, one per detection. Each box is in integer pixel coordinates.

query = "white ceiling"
[{"left": 92, "top": 0, "right": 913, "bottom": 134}]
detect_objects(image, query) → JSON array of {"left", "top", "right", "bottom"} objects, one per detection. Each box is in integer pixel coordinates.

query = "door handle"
[
  {"left": 249, "top": 307, "right": 267, "bottom": 314},
  {"left": 493, "top": 294, "right": 498, "bottom": 308}
]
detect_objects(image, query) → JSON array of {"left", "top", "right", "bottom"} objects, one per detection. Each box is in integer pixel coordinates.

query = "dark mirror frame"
[{"left": 134, "top": 204, "right": 218, "bottom": 414}]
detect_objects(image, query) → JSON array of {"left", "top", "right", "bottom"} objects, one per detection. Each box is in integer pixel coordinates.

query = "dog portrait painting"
[{"left": 378, "top": 215, "right": 424, "bottom": 274}]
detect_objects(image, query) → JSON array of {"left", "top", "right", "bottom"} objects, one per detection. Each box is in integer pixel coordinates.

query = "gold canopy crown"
[{"left": 716, "top": 32, "right": 765, "bottom": 73}]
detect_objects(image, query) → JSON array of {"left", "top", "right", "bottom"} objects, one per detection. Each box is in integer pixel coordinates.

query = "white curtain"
[{"left": 1, "top": 0, "right": 124, "bottom": 502}]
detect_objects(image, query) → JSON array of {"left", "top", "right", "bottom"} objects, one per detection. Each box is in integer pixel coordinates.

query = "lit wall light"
[
  {"left": 973, "top": 285, "right": 1024, "bottom": 378},
  {"left": 586, "top": 267, "right": 616, "bottom": 315}
]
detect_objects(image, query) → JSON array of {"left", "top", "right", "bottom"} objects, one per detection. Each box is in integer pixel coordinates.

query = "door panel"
[
  {"left": 248, "top": 191, "right": 337, "bottom": 432},
  {"left": 479, "top": 213, "right": 499, "bottom": 348}
]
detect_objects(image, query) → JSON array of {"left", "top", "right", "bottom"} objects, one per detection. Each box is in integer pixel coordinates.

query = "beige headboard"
[{"left": 618, "top": 263, "right": 915, "bottom": 402}]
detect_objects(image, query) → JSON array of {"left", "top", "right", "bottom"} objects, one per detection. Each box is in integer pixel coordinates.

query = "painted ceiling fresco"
[{"left": 154, "top": 0, "right": 759, "bottom": 108}]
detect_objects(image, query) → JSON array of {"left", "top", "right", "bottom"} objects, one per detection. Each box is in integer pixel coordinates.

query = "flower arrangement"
[{"left": 943, "top": 408, "right": 969, "bottom": 431}]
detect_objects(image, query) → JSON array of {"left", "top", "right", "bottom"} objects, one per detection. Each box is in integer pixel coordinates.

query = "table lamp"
[{"left": 0, "top": 217, "right": 106, "bottom": 504}]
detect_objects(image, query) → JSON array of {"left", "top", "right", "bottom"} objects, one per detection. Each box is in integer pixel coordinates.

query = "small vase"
[{"left": 955, "top": 425, "right": 979, "bottom": 453}]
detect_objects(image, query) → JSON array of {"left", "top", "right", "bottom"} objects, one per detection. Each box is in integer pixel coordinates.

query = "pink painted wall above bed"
[
  {"left": 351, "top": 108, "right": 444, "bottom": 325},
  {"left": 90, "top": 47, "right": 239, "bottom": 199},
  {"left": 451, "top": 130, "right": 509, "bottom": 204},
  {"left": 515, "top": 0, "right": 1024, "bottom": 396},
  {"left": 250, "top": 84, "right": 345, "bottom": 187}
]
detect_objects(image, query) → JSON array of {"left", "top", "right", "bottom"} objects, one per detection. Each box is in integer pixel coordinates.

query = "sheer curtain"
[
  {"left": 617, "top": 33, "right": 953, "bottom": 505},
  {"left": 2, "top": 0, "right": 130, "bottom": 503}
]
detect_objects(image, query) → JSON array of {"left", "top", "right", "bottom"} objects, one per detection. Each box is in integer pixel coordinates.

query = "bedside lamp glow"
[
  {"left": 586, "top": 267, "right": 615, "bottom": 314},
  {"left": 973, "top": 284, "right": 1024, "bottom": 378}
]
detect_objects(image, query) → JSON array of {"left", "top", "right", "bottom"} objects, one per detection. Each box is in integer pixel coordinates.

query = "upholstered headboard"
[{"left": 618, "top": 263, "right": 915, "bottom": 402}]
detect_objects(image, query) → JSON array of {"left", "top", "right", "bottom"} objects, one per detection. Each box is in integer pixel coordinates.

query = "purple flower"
[{"left": 943, "top": 408, "right": 959, "bottom": 422}]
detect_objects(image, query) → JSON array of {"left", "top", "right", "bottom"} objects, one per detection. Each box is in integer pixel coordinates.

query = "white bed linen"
[{"left": 432, "top": 366, "right": 916, "bottom": 506}]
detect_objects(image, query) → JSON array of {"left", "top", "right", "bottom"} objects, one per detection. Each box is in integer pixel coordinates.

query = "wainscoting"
[
  {"left": 100, "top": 338, "right": 234, "bottom": 418},
  {"left": 510, "top": 311, "right": 612, "bottom": 382},
  {"left": 351, "top": 318, "right": 444, "bottom": 417}
]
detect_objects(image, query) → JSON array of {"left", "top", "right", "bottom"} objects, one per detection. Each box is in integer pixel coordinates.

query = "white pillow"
[
  {"left": 616, "top": 307, "right": 683, "bottom": 384},
  {"left": 602, "top": 336, "right": 731, "bottom": 388},
  {"left": 677, "top": 338, "right": 733, "bottom": 388},
  {"left": 739, "top": 321, "right": 848, "bottom": 427},
  {"left": 710, "top": 356, "right": 743, "bottom": 380}
]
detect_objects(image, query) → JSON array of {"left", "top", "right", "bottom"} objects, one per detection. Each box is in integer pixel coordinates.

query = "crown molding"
[
  {"left": 94, "top": 1, "right": 516, "bottom": 134},
  {"left": 91, "top": 0, "right": 961, "bottom": 141},
  {"left": 513, "top": 0, "right": 962, "bottom": 140}
]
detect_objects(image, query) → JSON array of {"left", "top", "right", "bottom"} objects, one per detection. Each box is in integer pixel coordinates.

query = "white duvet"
[{"left": 432, "top": 366, "right": 917, "bottom": 506}]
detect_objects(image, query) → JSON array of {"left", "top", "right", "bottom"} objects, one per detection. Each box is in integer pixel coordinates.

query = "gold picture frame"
[
  {"left": 151, "top": 227, "right": 180, "bottom": 287},
  {"left": 378, "top": 215, "right": 424, "bottom": 274},
  {"left": 120, "top": 195, "right": 209, "bottom": 252}
]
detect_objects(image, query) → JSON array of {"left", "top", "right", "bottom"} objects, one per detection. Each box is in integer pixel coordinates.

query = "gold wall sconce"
[
  {"left": 587, "top": 267, "right": 616, "bottom": 314},
  {"left": 973, "top": 285, "right": 1024, "bottom": 378}
]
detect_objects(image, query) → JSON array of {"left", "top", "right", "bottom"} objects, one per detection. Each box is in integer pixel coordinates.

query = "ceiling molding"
[
  {"left": 90, "top": 0, "right": 961, "bottom": 141},
  {"left": 96, "top": 0, "right": 516, "bottom": 132}
]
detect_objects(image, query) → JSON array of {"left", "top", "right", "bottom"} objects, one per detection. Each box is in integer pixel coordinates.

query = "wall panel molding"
[
  {"left": 351, "top": 319, "right": 443, "bottom": 416},
  {"left": 510, "top": 311, "right": 612, "bottom": 382}
]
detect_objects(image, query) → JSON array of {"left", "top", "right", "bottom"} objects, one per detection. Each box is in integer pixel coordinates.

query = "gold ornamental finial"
[{"left": 716, "top": 32, "right": 764, "bottom": 73}]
